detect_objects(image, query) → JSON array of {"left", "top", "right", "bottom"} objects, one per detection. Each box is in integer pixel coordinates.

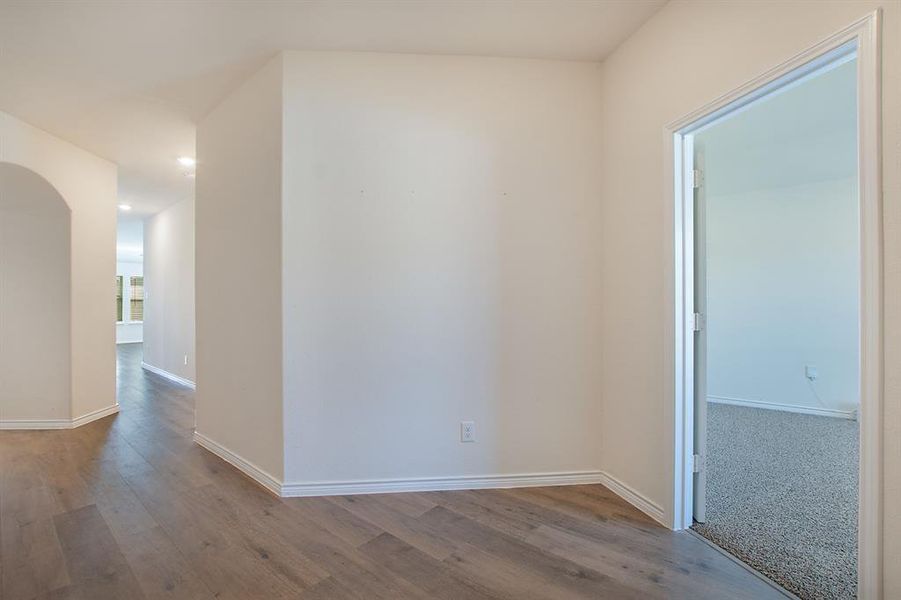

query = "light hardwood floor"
[{"left": 0, "top": 343, "right": 784, "bottom": 599}]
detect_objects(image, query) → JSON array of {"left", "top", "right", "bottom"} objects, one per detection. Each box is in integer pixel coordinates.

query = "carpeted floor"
[{"left": 691, "top": 403, "right": 858, "bottom": 600}]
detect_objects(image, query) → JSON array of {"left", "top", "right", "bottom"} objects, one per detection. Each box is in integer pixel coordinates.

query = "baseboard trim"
[
  {"left": 280, "top": 471, "right": 604, "bottom": 498},
  {"left": 193, "top": 431, "right": 282, "bottom": 496},
  {"left": 142, "top": 362, "right": 196, "bottom": 389},
  {"left": 598, "top": 471, "right": 667, "bottom": 527},
  {"left": 189, "top": 432, "right": 604, "bottom": 499},
  {"left": 0, "top": 404, "right": 120, "bottom": 430},
  {"left": 708, "top": 395, "right": 856, "bottom": 420},
  {"left": 0, "top": 418, "right": 71, "bottom": 430},
  {"left": 72, "top": 404, "right": 120, "bottom": 427}
]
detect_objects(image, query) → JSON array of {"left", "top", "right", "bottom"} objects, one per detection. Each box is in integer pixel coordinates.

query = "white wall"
[
  {"left": 196, "top": 56, "right": 284, "bottom": 480},
  {"left": 705, "top": 178, "right": 859, "bottom": 414},
  {"left": 0, "top": 110, "right": 117, "bottom": 422},
  {"left": 280, "top": 51, "right": 604, "bottom": 485},
  {"left": 143, "top": 198, "right": 195, "bottom": 381},
  {"left": 196, "top": 51, "right": 605, "bottom": 488},
  {"left": 596, "top": 0, "right": 900, "bottom": 592},
  {"left": 116, "top": 260, "right": 144, "bottom": 344},
  {"left": 0, "top": 163, "right": 71, "bottom": 422},
  {"left": 698, "top": 59, "right": 859, "bottom": 414}
]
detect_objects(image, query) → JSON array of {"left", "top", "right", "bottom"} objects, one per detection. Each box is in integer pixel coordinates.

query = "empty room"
[{"left": 0, "top": 2, "right": 897, "bottom": 599}]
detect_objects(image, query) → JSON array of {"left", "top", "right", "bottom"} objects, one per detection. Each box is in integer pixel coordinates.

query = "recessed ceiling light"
[
  {"left": 177, "top": 156, "right": 196, "bottom": 167},
  {"left": 118, "top": 204, "right": 132, "bottom": 211}
]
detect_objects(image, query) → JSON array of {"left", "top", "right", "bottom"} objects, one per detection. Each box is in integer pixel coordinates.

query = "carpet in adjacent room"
[{"left": 691, "top": 403, "right": 858, "bottom": 600}]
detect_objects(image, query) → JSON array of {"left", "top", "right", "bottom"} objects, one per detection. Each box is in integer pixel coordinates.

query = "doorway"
[
  {"left": 690, "top": 49, "right": 859, "bottom": 599},
  {"left": 668, "top": 12, "right": 882, "bottom": 600}
]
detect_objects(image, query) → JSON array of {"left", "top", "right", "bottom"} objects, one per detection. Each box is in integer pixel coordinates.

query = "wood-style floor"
[{"left": 0, "top": 343, "right": 783, "bottom": 599}]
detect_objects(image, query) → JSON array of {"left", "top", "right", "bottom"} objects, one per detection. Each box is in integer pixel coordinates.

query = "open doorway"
[
  {"left": 116, "top": 215, "right": 144, "bottom": 347},
  {"left": 690, "top": 49, "right": 859, "bottom": 599},
  {"left": 669, "top": 13, "right": 882, "bottom": 600}
]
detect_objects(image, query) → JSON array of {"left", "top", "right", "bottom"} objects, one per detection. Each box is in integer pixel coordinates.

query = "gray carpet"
[{"left": 691, "top": 403, "right": 858, "bottom": 600}]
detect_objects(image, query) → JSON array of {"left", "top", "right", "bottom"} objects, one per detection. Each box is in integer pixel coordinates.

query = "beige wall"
[
  {"left": 143, "top": 197, "right": 195, "bottom": 382},
  {"left": 0, "top": 110, "right": 117, "bottom": 422},
  {"left": 195, "top": 56, "right": 284, "bottom": 480},
  {"left": 281, "top": 51, "right": 605, "bottom": 484},
  {"left": 0, "top": 163, "right": 70, "bottom": 422},
  {"left": 597, "top": 1, "right": 900, "bottom": 594}
]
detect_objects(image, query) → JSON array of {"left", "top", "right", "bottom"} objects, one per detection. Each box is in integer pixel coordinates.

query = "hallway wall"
[
  {"left": 196, "top": 56, "right": 284, "bottom": 481},
  {"left": 0, "top": 110, "right": 117, "bottom": 424},
  {"left": 0, "top": 163, "right": 70, "bottom": 422},
  {"left": 196, "top": 51, "right": 605, "bottom": 490},
  {"left": 143, "top": 197, "right": 195, "bottom": 383},
  {"left": 280, "top": 51, "right": 605, "bottom": 486}
]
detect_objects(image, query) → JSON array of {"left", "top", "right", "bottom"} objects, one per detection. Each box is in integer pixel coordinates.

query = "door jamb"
[{"left": 664, "top": 11, "right": 882, "bottom": 599}]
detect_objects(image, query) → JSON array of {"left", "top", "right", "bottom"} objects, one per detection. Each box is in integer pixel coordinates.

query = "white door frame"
[{"left": 665, "top": 10, "right": 882, "bottom": 598}]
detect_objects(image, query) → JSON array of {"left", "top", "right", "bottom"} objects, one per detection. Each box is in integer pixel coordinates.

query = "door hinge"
[
  {"left": 692, "top": 169, "right": 704, "bottom": 189},
  {"left": 692, "top": 453, "right": 703, "bottom": 473},
  {"left": 692, "top": 312, "right": 704, "bottom": 332}
]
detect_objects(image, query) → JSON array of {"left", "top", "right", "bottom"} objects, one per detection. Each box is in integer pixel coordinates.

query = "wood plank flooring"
[{"left": 0, "top": 343, "right": 784, "bottom": 599}]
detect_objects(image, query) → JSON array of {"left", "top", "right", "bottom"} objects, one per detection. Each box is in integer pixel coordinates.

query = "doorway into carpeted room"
[{"left": 686, "top": 50, "right": 860, "bottom": 600}]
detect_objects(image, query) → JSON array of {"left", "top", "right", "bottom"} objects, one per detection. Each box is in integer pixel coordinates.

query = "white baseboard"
[
  {"left": 142, "top": 362, "right": 196, "bottom": 389},
  {"left": 193, "top": 431, "right": 282, "bottom": 496},
  {"left": 72, "top": 404, "right": 120, "bottom": 427},
  {"left": 598, "top": 471, "right": 667, "bottom": 527},
  {"left": 708, "top": 395, "right": 856, "bottom": 420},
  {"left": 191, "top": 431, "right": 665, "bottom": 530},
  {"left": 0, "top": 418, "right": 71, "bottom": 430},
  {"left": 0, "top": 404, "right": 120, "bottom": 430},
  {"left": 191, "top": 431, "right": 604, "bottom": 500},
  {"left": 280, "top": 471, "right": 604, "bottom": 498}
]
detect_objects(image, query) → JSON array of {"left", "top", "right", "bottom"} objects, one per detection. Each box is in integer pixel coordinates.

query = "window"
[
  {"left": 116, "top": 276, "right": 124, "bottom": 322},
  {"left": 130, "top": 276, "right": 144, "bottom": 321},
  {"left": 116, "top": 273, "right": 144, "bottom": 323}
]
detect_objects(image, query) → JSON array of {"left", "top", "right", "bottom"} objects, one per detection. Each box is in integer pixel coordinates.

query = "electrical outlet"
[
  {"left": 460, "top": 421, "right": 475, "bottom": 443},
  {"left": 805, "top": 365, "right": 818, "bottom": 381},
  {"left": 184, "top": 354, "right": 188, "bottom": 366}
]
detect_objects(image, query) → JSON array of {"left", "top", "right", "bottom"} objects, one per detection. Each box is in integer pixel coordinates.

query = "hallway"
[{"left": 0, "top": 344, "right": 784, "bottom": 599}]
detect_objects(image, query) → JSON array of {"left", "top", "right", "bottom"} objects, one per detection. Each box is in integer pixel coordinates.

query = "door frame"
[{"left": 664, "top": 10, "right": 882, "bottom": 598}]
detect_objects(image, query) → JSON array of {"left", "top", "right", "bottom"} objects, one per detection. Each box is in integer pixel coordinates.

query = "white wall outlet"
[
  {"left": 805, "top": 365, "right": 818, "bottom": 381},
  {"left": 184, "top": 354, "right": 188, "bottom": 366},
  {"left": 460, "top": 421, "right": 475, "bottom": 443}
]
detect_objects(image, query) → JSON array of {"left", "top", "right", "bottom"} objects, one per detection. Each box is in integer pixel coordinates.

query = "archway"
[{"left": 0, "top": 162, "right": 71, "bottom": 424}]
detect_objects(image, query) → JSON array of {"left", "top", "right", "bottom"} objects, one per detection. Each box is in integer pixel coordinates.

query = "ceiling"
[{"left": 0, "top": 0, "right": 665, "bottom": 223}]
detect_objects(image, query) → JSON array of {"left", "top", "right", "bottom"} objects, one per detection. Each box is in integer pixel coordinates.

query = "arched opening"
[{"left": 0, "top": 162, "right": 72, "bottom": 423}]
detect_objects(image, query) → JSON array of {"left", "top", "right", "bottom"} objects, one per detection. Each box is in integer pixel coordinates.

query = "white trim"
[
  {"left": 0, "top": 404, "right": 120, "bottom": 430},
  {"left": 0, "top": 418, "right": 71, "bottom": 430},
  {"left": 193, "top": 431, "right": 282, "bottom": 495},
  {"left": 854, "top": 13, "right": 883, "bottom": 600},
  {"left": 142, "top": 362, "right": 196, "bottom": 389},
  {"left": 665, "top": 11, "right": 882, "bottom": 598},
  {"left": 708, "top": 395, "right": 857, "bottom": 420},
  {"left": 191, "top": 432, "right": 665, "bottom": 529},
  {"left": 71, "top": 404, "right": 120, "bottom": 427},
  {"left": 598, "top": 471, "right": 667, "bottom": 527},
  {"left": 280, "top": 471, "right": 604, "bottom": 498},
  {"left": 190, "top": 431, "right": 606, "bottom": 500}
]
